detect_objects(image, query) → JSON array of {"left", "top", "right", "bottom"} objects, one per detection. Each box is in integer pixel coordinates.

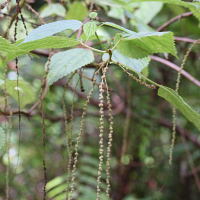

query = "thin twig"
[
  {"left": 157, "top": 12, "right": 193, "bottom": 32},
  {"left": 28, "top": 80, "right": 49, "bottom": 114},
  {"left": 3, "top": 0, "right": 26, "bottom": 38},
  {"left": 150, "top": 55, "right": 200, "bottom": 88},
  {"left": 175, "top": 36, "right": 200, "bottom": 44}
]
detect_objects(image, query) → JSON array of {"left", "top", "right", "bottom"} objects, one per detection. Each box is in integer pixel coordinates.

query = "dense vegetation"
[{"left": 0, "top": 0, "right": 200, "bottom": 200}]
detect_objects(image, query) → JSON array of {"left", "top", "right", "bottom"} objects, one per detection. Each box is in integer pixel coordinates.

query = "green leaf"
[
  {"left": 0, "top": 80, "right": 35, "bottom": 108},
  {"left": 112, "top": 59, "right": 200, "bottom": 131},
  {"left": 134, "top": 2, "right": 163, "bottom": 24},
  {"left": 89, "top": 12, "right": 98, "bottom": 19},
  {"left": 0, "top": 36, "right": 27, "bottom": 54},
  {"left": 83, "top": 21, "right": 97, "bottom": 41},
  {"left": 114, "top": 31, "right": 177, "bottom": 59},
  {"left": 66, "top": 2, "right": 88, "bottom": 21},
  {"left": 101, "top": 22, "right": 132, "bottom": 33},
  {"left": 158, "top": 86, "right": 200, "bottom": 131},
  {"left": 40, "top": 3, "right": 66, "bottom": 18},
  {"left": 0, "top": 127, "right": 5, "bottom": 149},
  {"left": 0, "top": 37, "right": 38, "bottom": 67},
  {"left": 21, "top": 20, "right": 82, "bottom": 44},
  {"left": 47, "top": 48, "right": 94, "bottom": 85},
  {"left": 129, "top": 0, "right": 200, "bottom": 23},
  {"left": 103, "top": 50, "right": 150, "bottom": 74},
  {"left": 107, "top": 7, "right": 126, "bottom": 23},
  {"left": 17, "top": 36, "right": 80, "bottom": 52}
]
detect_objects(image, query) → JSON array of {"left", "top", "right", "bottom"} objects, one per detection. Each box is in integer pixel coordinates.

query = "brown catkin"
[
  {"left": 0, "top": 0, "right": 11, "bottom": 9},
  {"left": 156, "top": 39, "right": 200, "bottom": 200},
  {"left": 65, "top": 68, "right": 85, "bottom": 200},
  {"left": 62, "top": 72, "right": 76, "bottom": 200},
  {"left": 104, "top": 66, "right": 113, "bottom": 200},
  {"left": 69, "top": 67, "right": 102, "bottom": 200},
  {"left": 96, "top": 63, "right": 108, "bottom": 200},
  {"left": 169, "top": 39, "right": 200, "bottom": 166},
  {"left": 39, "top": 50, "right": 52, "bottom": 200}
]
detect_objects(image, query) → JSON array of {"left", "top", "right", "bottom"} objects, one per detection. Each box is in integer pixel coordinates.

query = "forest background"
[{"left": 0, "top": 0, "right": 200, "bottom": 200}]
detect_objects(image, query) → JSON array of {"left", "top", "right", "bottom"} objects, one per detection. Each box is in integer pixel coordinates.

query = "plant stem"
[
  {"left": 80, "top": 41, "right": 107, "bottom": 53},
  {"left": 111, "top": 38, "right": 121, "bottom": 51},
  {"left": 95, "top": 32, "right": 109, "bottom": 52}
]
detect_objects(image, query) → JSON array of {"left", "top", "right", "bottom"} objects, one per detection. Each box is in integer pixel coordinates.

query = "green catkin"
[
  {"left": 104, "top": 67, "right": 113, "bottom": 200},
  {"left": 62, "top": 72, "right": 76, "bottom": 200},
  {"left": 39, "top": 50, "right": 52, "bottom": 200},
  {"left": 156, "top": 39, "right": 200, "bottom": 200},
  {"left": 66, "top": 68, "right": 85, "bottom": 200},
  {"left": 69, "top": 67, "right": 102, "bottom": 200},
  {"left": 120, "top": 76, "right": 131, "bottom": 175},
  {"left": 96, "top": 63, "right": 108, "bottom": 200},
  {"left": 169, "top": 39, "right": 200, "bottom": 166},
  {"left": 121, "top": 66, "right": 157, "bottom": 90}
]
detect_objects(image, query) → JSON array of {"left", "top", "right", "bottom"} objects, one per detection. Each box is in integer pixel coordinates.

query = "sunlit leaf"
[
  {"left": 0, "top": 36, "right": 27, "bottom": 54},
  {"left": 21, "top": 20, "right": 82, "bottom": 44},
  {"left": 17, "top": 36, "right": 80, "bottom": 52},
  {"left": 47, "top": 48, "right": 94, "bottom": 85}
]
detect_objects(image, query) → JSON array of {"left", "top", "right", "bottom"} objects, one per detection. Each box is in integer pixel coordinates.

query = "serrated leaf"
[
  {"left": 0, "top": 37, "right": 38, "bottom": 67},
  {"left": 0, "top": 36, "right": 27, "bottom": 54},
  {"left": 158, "top": 86, "right": 200, "bottom": 131},
  {"left": 17, "top": 36, "right": 80, "bottom": 52},
  {"left": 66, "top": 2, "right": 88, "bottom": 21},
  {"left": 103, "top": 50, "right": 150, "bottom": 74},
  {"left": 114, "top": 31, "right": 177, "bottom": 59},
  {"left": 0, "top": 127, "right": 5, "bottom": 149},
  {"left": 0, "top": 80, "right": 35, "bottom": 108},
  {"left": 83, "top": 21, "right": 97, "bottom": 41},
  {"left": 47, "top": 48, "right": 94, "bottom": 85},
  {"left": 40, "top": 3, "right": 66, "bottom": 18},
  {"left": 21, "top": 20, "right": 82, "bottom": 44}
]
